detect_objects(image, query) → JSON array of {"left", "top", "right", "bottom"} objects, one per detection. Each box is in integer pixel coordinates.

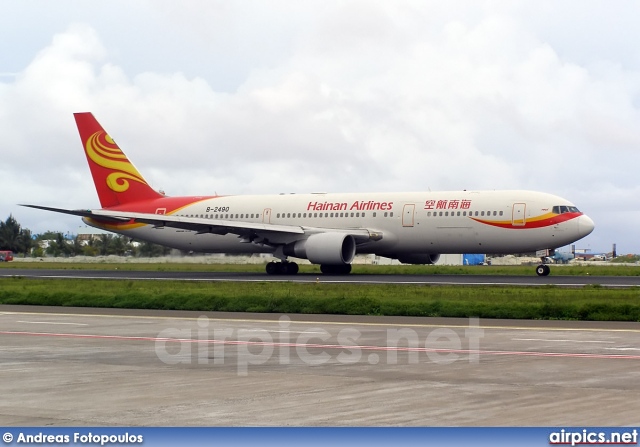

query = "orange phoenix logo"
[{"left": 85, "top": 131, "right": 148, "bottom": 193}]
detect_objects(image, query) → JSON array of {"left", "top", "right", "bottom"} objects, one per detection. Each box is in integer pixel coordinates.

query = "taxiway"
[{"left": 1, "top": 305, "right": 639, "bottom": 426}]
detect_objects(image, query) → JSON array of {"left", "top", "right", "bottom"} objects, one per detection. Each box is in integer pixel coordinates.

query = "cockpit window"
[{"left": 553, "top": 205, "right": 580, "bottom": 214}]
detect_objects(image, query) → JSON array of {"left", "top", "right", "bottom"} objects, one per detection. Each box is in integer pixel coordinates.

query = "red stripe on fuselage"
[
  {"left": 108, "top": 196, "right": 220, "bottom": 214},
  {"left": 87, "top": 196, "right": 222, "bottom": 229},
  {"left": 472, "top": 212, "right": 582, "bottom": 229}
]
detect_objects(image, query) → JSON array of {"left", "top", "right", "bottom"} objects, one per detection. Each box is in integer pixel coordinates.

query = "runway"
[
  {"left": 2, "top": 268, "right": 640, "bottom": 287},
  {"left": 1, "top": 305, "right": 640, "bottom": 426}
]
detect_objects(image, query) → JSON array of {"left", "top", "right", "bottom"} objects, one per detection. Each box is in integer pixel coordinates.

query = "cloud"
[{"left": 1, "top": 3, "right": 640, "bottom": 253}]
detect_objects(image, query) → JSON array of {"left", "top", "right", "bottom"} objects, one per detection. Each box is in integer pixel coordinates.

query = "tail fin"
[{"left": 74, "top": 113, "right": 164, "bottom": 208}]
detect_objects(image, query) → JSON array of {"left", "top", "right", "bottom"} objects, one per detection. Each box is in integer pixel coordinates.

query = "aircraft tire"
[
  {"left": 266, "top": 261, "right": 279, "bottom": 275},
  {"left": 320, "top": 264, "right": 352, "bottom": 275},
  {"left": 536, "top": 264, "right": 550, "bottom": 276},
  {"left": 285, "top": 262, "right": 299, "bottom": 275},
  {"left": 266, "top": 261, "right": 299, "bottom": 275}
]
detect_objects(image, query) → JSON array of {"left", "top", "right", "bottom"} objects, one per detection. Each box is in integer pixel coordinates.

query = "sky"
[{"left": 1, "top": 1, "right": 639, "bottom": 254}]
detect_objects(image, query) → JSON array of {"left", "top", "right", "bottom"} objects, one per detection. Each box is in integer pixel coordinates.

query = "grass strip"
[
  {"left": 1, "top": 278, "right": 639, "bottom": 321},
  {"left": 2, "top": 263, "right": 640, "bottom": 276}
]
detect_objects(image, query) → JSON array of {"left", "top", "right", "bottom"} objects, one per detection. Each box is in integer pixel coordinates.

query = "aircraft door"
[
  {"left": 402, "top": 204, "right": 415, "bottom": 227},
  {"left": 262, "top": 208, "right": 272, "bottom": 224},
  {"left": 512, "top": 203, "right": 526, "bottom": 226}
]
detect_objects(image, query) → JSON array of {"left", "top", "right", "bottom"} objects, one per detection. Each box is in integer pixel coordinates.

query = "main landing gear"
[
  {"left": 266, "top": 261, "right": 299, "bottom": 275},
  {"left": 265, "top": 261, "right": 353, "bottom": 275},
  {"left": 320, "top": 264, "right": 352, "bottom": 275},
  {"left": 536, "top": 264, "right": 551, "bottom": 276}
]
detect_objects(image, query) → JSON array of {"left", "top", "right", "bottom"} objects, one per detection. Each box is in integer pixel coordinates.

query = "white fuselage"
[{"left": 87, "top": 190, "right": 594, "bottom": 259}]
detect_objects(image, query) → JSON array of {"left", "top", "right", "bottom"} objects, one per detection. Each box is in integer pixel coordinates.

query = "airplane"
[
  {"left": 546, "top": 251, "right": 575, "bottom": 264},
  {"left": 574, "top": 252, "right": 610, "bottom": 261},
  {"left": 22, "top": 113, "right": 595, "bottom": 276}
]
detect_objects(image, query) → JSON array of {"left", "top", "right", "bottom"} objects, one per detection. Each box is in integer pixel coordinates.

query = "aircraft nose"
[{"left": 578, "top": 215, "right": 595, "bottom": 238}]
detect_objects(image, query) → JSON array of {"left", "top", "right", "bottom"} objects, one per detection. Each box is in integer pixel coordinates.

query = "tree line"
[{"left": 0, "top": 215, "right": 171, "bottom": 258}]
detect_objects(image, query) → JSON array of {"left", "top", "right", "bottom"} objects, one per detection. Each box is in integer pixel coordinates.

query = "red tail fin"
[{"left": 74, "top": 113, "right": 164, "bottom": 208}]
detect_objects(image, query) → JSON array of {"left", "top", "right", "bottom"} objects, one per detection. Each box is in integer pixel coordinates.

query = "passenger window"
[
  {"left": 362, "top": 213, "right": 366, "bottom": 217},
  {"left": 445, "top": 211, "right": 449, "bottom": 216},
  {"left": 373, "top": 212, "right": 376, "bottom": 217},
  {"left": 351, "top": 213, "right": 354, "bottom": 217},
  {"left": 389, "top": 212, "right": 393, "bottom": 217},
  {"left": 356, "top": 213, "right": 360, "bottom": 217},
  {"left": 287, "top": 213, "right": 291, "bottom": 218},
  {"left": 463, "top": 211, "right": 466, "bottom": 216},
  {"left": 499, "top": 211, "right": 503, "bottom": 216}
]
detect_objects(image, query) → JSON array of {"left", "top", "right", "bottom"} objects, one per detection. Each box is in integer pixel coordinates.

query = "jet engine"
[
  {"left": 396, "top": 253, "right": 441, "bottom": 265},
  {"left": 285, "top": 233, "right": 356, "bottom": 265}
]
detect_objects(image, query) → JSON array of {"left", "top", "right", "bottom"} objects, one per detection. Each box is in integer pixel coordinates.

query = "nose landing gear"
[{"left": 536, "top": 264, "right": 551, "bottom": 276}]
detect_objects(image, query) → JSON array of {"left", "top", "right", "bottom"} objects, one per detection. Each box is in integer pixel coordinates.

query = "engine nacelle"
[
  {"left": 396, "top": 253, "right": 441, "bottom": 265},
  {"left": 285, "top": 233, "right": 356, "bottom": 265}
]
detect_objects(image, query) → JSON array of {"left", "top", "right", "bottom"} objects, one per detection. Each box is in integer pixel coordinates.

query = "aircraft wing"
[
  {"left": 21, "top": 205, "right": 375, "bottom": 244},
  {"left": 21, "top": 205, "right": 126, "bottom": 222}
]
